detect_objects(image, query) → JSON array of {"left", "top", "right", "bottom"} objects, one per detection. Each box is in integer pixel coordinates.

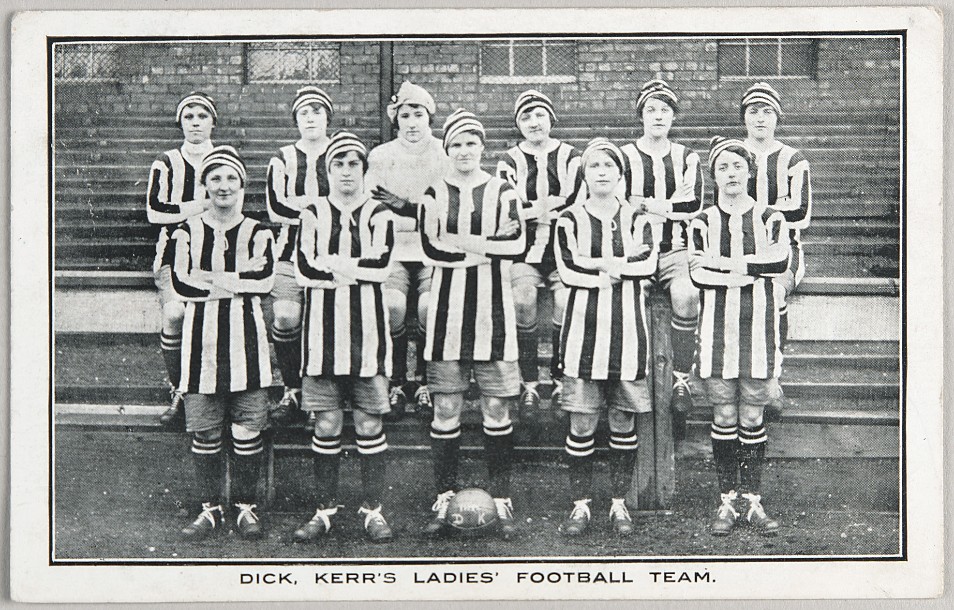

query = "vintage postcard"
[{"left": 8, "top": 6, "right": 943, "bottom": 602}]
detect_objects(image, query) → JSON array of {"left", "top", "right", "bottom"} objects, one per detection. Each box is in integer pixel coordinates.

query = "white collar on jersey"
[
  {"left": 518, "top": 138, "right": 561, "bottom": 156},
  {"left": 716, "top": 194, "right": 756, "bottom": 216}
]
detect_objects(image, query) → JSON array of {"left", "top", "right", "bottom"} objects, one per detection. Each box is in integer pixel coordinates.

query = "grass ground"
[{"left": 54, "top": 429, "right": 900, "bottom": 561}]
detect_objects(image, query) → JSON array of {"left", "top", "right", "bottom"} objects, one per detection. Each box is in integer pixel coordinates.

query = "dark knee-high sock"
[
  {"left": 550, "top": 322, "right": 564, "bottom": 382},
  {"left": 483, "top": 422, "right": 515, "bottom": 498},
  {"left": 357, "top": 431, "right": 389, "bottom": 507},
  {"left": 517, "top": 323, "right": 539, "bottom": 384},
  {"left": 565, "top": 433, "right": 595, "bottom": 501},
  {"left": 415, "top": 322, "right": 428, "bottom": 384},
  {"left": 311, "top": 434, "right": 342, "bottom": 508},
  {"left": 609, "top": 430, "right": 639, "bottom": 499},
  {"left": 161, "top": 331, "right": 182, "bottom": 389},
  {"left": 391, "top": 326, "right": 408, "bottom": 388},
  {"left": 738, "top": 425, "right": 768, "bottom": 494},
  {"left": 272, "top": 325, "right": 302, "bottom": 389},
  {"left": 191, "top": 435, "right": 223, "bottom": 504},
  {"left": 430, "top": 425, "right": 460, "bottom": 493},
  {"left": 231, "top": 433, "right": 264, "bottom": 505},
  {"left": 710, "top": 424, "right": 739, "bottom": 494},
  {"left": 671, "top": 313, "right": 698, "bottom": 376}
]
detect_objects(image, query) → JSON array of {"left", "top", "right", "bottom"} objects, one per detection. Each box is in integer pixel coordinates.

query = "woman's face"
[
  {"left": 713, "top": 149, "right": 750, "bottom": 197},
  {"left": 203, "top": 165, "right": 242, "bottom": 210},
  {"left": 583, "top": 150, "right": 621, "bottom": 197},
  {"left": 180, "top": 104, "right": 214, "bottom": 145},
  {"left": 296, "top": 103, "right": 329, "bottom": 141},
  {"left": 396, "top": 104, "right": 430, "bottom": 144}
]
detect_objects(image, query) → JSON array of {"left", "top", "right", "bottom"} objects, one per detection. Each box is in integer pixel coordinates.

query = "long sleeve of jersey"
[
  {"left": 775, "top": 152, "right": 812, "bottom": 230},
  {"left": 687, "top": 215, "right": 754, "bottom": 289},
  {"left": 266, "top": 156, "right": 305, "bottom": 225},
  {"left": 742, "top": 211, "right": 790, "bottom": 276},
  {"left": 482, "top": 186, "right": 526, "bottom": 259},
  {"left": 668, "top": 151, "right": 705, "bottom": 218},
  {"left": 170, "top": 225, "right": 214, "bottom": 300},
  {"left": 295, "top": 207, "right": 337, "bottom": 285},
  {"left": 554, "top": 215, "right": 611, "bottom": 289},
  {"left": 336, "top": 208, "right": 395, "bottom": 284},
  {"left": 418, "top": 189, "right": 487, "bottom": 269},
  {"left": 146, "top": 156, "right": 206, "bottom": 225},
  {"left": 232, "top": 226, "right": 276, "bottom": 294},
  {"left": 617, "top": 216, "right": 659, "bottom": 280}
]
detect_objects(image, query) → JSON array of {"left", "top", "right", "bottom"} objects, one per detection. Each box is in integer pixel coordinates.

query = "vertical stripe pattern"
[
  {"left": 554, "top": 202, "right": 657, "bottom": 381},
  {"left": 147, "top": 148, "right": 207, "bottom": 272},
  {"left": 173, "top": 216, "right": 275, "bottom": 394},
  {"left": 267, "top": 143, "right": 331, "bottom": 262}
]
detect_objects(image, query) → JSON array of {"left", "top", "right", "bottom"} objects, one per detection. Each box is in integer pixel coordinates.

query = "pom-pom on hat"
[
  {"left": 636, "top": 79, "right": 678, "bottom": 115},
  {"left": 581, "top": 137, "right": 625, "bottom": 174},
  {"left": 386, "top": 81, "right": 437, "bottom": 121},
  {"left": 292, "top": 86, "right": 334, "bottom": 121},
  {"left": 708, "top": 136, "right": 754, "bottom": 175},
  {"left": 175, "top": 91, "right": 217, "bottom": 125},
  {"left": 740, "top": 81, "right": 782, "bottom": 120},
  {"left": 324, "top": 131, "right": 368, "bottom": 172},
  {"left": 442, "top": 108, "right": 485, "bottom": 151},
  {"left": 199, "top": 145, "right": 247, "bottom": 186},
  {"left": 513, "top": 89, "right": 556, "bottom": 126}
]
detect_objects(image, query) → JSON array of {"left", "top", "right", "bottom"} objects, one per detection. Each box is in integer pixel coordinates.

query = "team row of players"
[{"left": 146, "top": 80, "right": 810, "bottom": 541}]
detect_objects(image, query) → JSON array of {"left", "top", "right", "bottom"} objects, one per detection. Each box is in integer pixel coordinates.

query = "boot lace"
[
  {"left": 234, "top": 503, "right": 259, "bottom": 526},
  {"left": 431, "top": 490, "right": 456, "bottom": 518},
  {"left": 307, "top": 506, "right": 339, "bottom": 531},
  {"left": 192, "top": 502, "right": 222, "bottom": 527},
  {"left": 568, "top": 498, "right": 592, "bottom": 522},
  {"left": 494, "top": 497, "right": 514, "bottom": 520},
  {"left": 609, "top": 498, "right": 631, "bottom": 522},
  {"left": 672, "top": 371, "right": 692, "bottom": 395},
  {"left": 742, "top": 492, "right": 767, "bottom": 521},
  {"left": 717, "top": 491, "right": 740, "bottom": 520},
  {"left": 358, "top": 504, "right": 388, "bottom": 529}
]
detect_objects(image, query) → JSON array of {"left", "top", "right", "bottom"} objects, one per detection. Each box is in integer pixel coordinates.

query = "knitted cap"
[
  {"left": 324, "top": 131, "right": 368, "bottom": 172},
  {"left": 636, "top": 79, "right": 678, "bottom": 115},
  {"left": 708, "top": 136, "right": 754, "bottom": 175},
  {"left": 581, "top": 137, "right": 624, "bottom": 174},
  {"left": 442, "top": 108, "right": 485, "bottom": 151},
  {"left": 199, "top": 145, "right": 247, "bottom": 186},
  {"left": 292, "top": 86, "right": 334, "bottom": 120},
  {"left": 740, "top": 81, "right": 782, "bottom": 119},
  {"left": 175, "top": 91, "right": 217, "bottom": 125},
  {"left": 386, "top": 81, "right": 436, "bottom": 121},
  {"left": 513, "top": 89, "right": 556, "bottom": 126}
]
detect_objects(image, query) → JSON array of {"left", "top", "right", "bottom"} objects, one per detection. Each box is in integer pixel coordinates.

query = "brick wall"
[{"left": 54, "top": 36, "right": 900, "bottom": 124}]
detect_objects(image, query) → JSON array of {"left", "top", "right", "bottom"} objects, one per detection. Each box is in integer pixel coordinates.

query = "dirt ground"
[{"left": 53, "top": 429, "right": 900, "bottom": 561}]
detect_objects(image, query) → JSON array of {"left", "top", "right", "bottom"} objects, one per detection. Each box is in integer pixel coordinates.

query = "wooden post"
[
  {"left": 627, "top": 289, "right": 676, "bottom": 510},
  {"left": 378, "top": 41, "right": 395, "bottom": 145}
]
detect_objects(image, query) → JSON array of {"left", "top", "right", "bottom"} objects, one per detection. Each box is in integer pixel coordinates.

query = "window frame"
[
  {"left": 478, "top": 39, "right": 577, "bottom": 84},
  {"left": 54, "top": 43, "right": 121, "bottom": 83},
  {"left": 717, "top": 37, "right": 818, "bottom": 80},
  {"left": 244, "top": 41, "right": 342, "bottom": 85}
]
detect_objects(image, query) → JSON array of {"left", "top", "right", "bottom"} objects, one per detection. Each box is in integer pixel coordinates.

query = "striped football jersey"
[
  {"left": 554, "top": 200, "right": 658, "bottom": 380},
  {"left": 419, "top": 175, "right": 526, "bottom": 362},
  {"left": 747, "top": 140, "right": 812, "bottom": 283},
  {"left": 618, "top": 141, "right": 705, "bottom": 253},
  {"left": 496, "top": 140, "right": 583, "bottom": 264},
  {"left": 146, "top": 147, "right": 209, "bottom": 273},
  {"left": 296, "top": 196, "right": 395, "bottom": 378},
  {"left": 171, "top": 214, "right": 276, "bottom": 394},
  {"left": 266, "top": 142, "right": 331, "bottom": 263},
  {"left": 687, "top": 198, "right": 790, "bottom": 380}
]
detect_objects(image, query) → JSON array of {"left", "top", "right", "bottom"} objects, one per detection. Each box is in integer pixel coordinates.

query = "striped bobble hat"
[
  {"left": 175, "top": 91, "right": 217, "bottom": 125},
  {"left": 740, "top": 81, "right": 782, "bottom": 119},
  {"left": 442, "top": 108, "right": 485, "bottom": 151},
  {"left": 292, "top": 86, "right": 334, "bottom": 120},
  {"left": 636, "top": 79, "right": 678, "bottom": 115},
  {"left": 199, "top": 145, "right": 247, "bottom": 186},
  {"left": 708, "top": 136, "right": 753, "bottom": 175},
  {"left": 324, "top": 131, "right": 368, "bottom": 171},
  {"left": 513, "top": 89, "right": 556, "bottom": 125},
  {"left": 581, "top": 137, "right": 624, "bottom": 173}
]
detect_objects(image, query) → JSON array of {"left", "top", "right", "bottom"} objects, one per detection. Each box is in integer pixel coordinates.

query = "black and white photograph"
[{"left": 8, "top": 6, "right": 944, "bottom": 602}]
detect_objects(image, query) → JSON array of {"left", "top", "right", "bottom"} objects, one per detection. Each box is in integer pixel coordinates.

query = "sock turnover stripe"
[
  {"left": 430, "top": 426, "right": 461, "bottom": 440},
  {"left": 356, "top": 433, "right": 389, "bottom": 454},
  {"left": 483, "top": 422, "right": 514, "bottom": 437}
]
